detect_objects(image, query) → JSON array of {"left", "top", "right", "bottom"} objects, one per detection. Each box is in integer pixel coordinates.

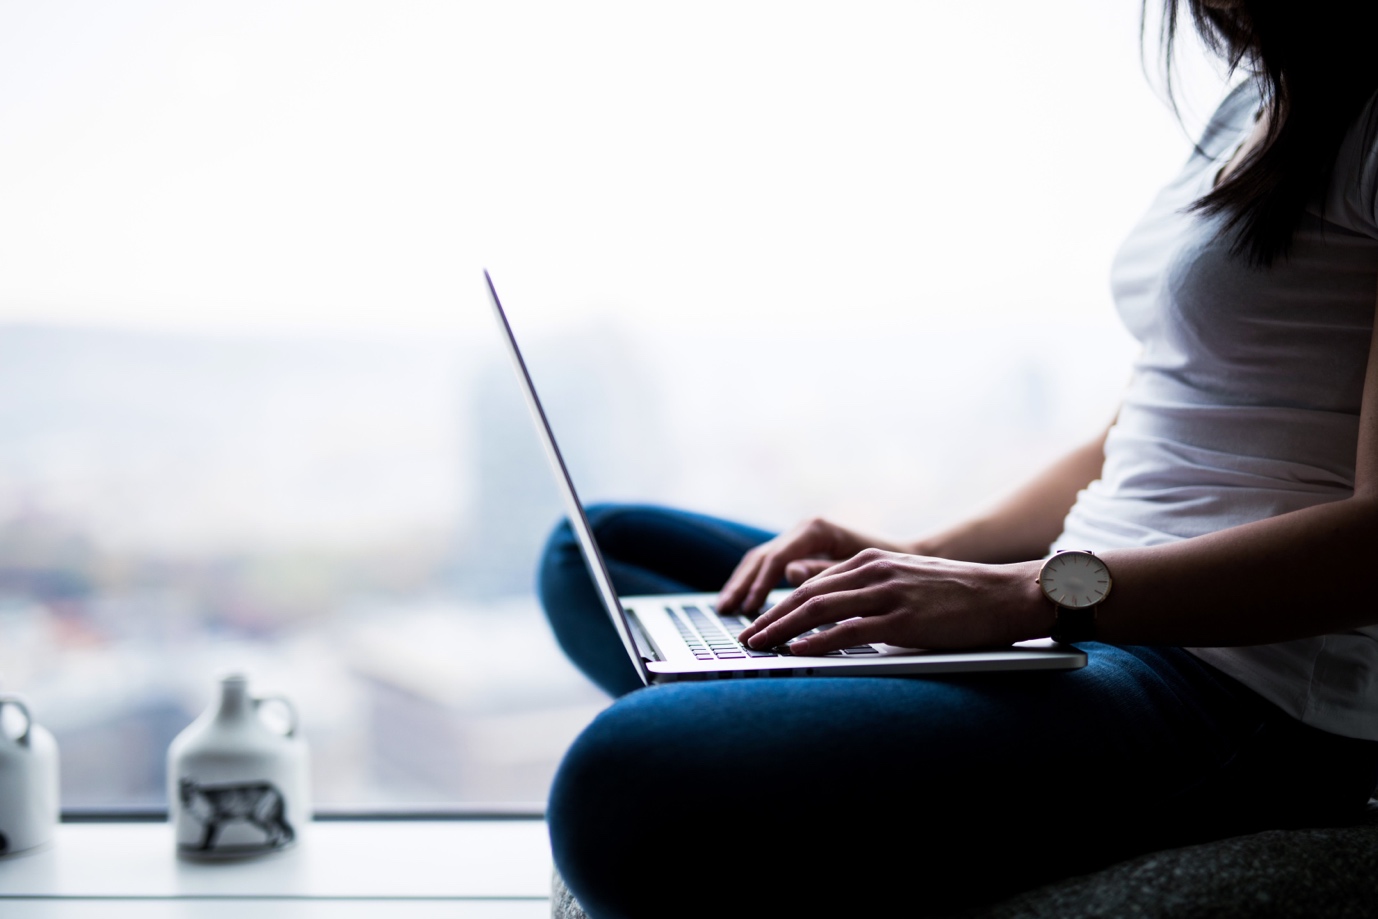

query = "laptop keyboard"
[
  {"left": 674, "top": 605, "right": 777, "bottom": 659},
  {"left": 667, "top": 604, "right": 882, "bottom": 661}
]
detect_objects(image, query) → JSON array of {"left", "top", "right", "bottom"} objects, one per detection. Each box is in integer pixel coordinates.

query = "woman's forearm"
[
  {"left": 911, "top": 426, "right": 1110, "bottom": 564},
  {"left": 1003, "top": 493, "right": 1378, "bottom": 646},
  {"left": 1041, "top": 296, "right": 1378, "bottom": 647}
]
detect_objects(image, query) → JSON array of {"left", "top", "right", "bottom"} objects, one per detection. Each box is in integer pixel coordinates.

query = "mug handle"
[
  {"left": 0, "top": 695, "right": 32, "bottom": 746},
  {"left": 253, "top": 695, "right": 298, "bottom": 738}
]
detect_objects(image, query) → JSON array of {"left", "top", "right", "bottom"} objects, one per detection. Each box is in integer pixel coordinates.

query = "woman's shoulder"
[{"left": 1194, "top": 81, "right": 1260, "bottom": 160}]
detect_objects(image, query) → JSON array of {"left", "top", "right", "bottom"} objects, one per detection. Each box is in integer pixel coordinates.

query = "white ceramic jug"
[
  {"left": 167, "top": 674, "right": 310, "bottom": 858},
  {"left": 0, "top": 695, "right": 60, "bottom": 857}
]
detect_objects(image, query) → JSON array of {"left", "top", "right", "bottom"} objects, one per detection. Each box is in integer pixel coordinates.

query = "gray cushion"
[
  {"left": 552, "top": 865, "right": 584, "bottom": 919},
  {"left": 552, "top": 803, "right": 1378, "bottom": 918},
  {"left": 957, "top": 804, "right": 1378, "bottom": 919}
]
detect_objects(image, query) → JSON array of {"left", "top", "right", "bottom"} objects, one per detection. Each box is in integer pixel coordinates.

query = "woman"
[{"left": 540, "top": 2, "right": 1378, "bottom": 916}]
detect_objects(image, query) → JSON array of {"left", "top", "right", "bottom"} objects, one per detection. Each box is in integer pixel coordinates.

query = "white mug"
[
  {"left": 0, "top": 695, "right": 60, "bottom": 857},
  {"left": 168, "top": 674, "right": 310, "bottom": 858}
]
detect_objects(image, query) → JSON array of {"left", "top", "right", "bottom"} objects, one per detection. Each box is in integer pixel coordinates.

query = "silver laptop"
[{"left": 484, "top": 271, "right": 1086, "bottom": 684}]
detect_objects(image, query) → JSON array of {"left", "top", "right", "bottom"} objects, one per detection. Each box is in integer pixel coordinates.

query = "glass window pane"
[{"left": 0, "top": 0, "right": 1215, "bottom": 808}]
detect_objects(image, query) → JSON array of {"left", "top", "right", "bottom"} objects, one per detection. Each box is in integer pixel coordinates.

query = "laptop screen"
[{"left": 482, "top": 270, "right": 652, "bottom": 686}]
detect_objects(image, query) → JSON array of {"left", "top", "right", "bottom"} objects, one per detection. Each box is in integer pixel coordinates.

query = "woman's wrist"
[{"left": 1002, "top": 559, "right": 1058, "bottom": 643}]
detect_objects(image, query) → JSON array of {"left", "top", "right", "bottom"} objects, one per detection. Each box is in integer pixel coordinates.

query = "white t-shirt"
[{"left": 1053, "top": 83, "right": 1378, "bottom": 740}]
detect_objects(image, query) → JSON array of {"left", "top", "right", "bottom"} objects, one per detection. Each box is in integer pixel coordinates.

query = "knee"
[
  {"left": 538, "top": 515, "right": 576, "bottom": 573},
  {"left": 536, "top": 518, "right": 583, "bottom": 632},
  {"left": 537, "top": 503, "right": 650, "bottom": 595},
  {"left": 537, "top": 504, "right": 615, "bottom": 597},
  {"left": 537, "top": 503, "right": 626, "bottom": 567},
  {"left": 547, "top": 696, "right": 693, "bottom": 918},
  {"left": 551, "top": 694, "right": 727, "bottom": 914}
]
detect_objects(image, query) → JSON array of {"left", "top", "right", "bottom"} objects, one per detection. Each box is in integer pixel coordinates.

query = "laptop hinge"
[{"left": 625, "top": 611, "right": 663, "bottom": 663}]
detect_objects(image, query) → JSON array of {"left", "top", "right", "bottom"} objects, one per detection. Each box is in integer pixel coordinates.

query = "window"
[{"left": 0, "top": 0, "right": 1220, "bottom": 808}]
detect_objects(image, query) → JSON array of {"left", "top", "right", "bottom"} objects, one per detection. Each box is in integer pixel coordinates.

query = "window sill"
[{"left": 0, "top": 818, "right": 552, "bottom": 918}]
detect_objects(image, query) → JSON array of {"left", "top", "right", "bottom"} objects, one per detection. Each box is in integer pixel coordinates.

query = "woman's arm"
[
  {"left": 717, "top": 426, "right": 1110, "bottom": 613},
  {"left": 740, "top": 289, "right": 1378, "bottom": 655},
  {"left": 1089, "top": 284, "right": 1378, "bottom": 646}
]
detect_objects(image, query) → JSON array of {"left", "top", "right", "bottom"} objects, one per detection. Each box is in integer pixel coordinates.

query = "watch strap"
[{"left": 1050, "top": 604, "right": 1097, "bottom": 643}]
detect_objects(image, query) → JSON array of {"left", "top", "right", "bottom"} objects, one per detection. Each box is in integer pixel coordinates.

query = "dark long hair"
[{"left": 1150, "top": 0, "right": 1378, "bottom": 266}]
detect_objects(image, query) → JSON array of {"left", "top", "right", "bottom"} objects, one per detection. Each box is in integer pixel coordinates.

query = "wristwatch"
[{"left": 1037, "top": 549, "right": 1112, "bottom": 643}]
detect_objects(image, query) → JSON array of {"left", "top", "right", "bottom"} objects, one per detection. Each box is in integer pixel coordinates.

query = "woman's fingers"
[
  {"left": 797, "top": 546, "right": 884, "bottom": 581},
  {"left": 719, "top": 521, "right": 829, "bottom": 612},
  {"left": 719, "top": 542, "right": 791, "bottom": 612},
  {"left": 741, "top": 562, "right": 891, "bottom": 646},
  {"left": 755, "top": 589, "right": 881, "bottom": 653},
  {"left": 736, "top": 568, "right": 826, "bottom": 640},
  {"left": 738, "top": 550, "right": 899, "bottom": 646},
  {"left": 787, "top": 613, "right": 900, "bottom": 656},
  {"left": 740, "top": 549, "right": 1037, "bottom": 655},
  {"left": 736, "top": 574, "right": 807, "bottom": 642},
  {"left": 718, "top": 518, "right": 881, "bottom": 614},
  {"left": 741, "top": 551, "right": 793, "bottom": 614},
  {"left": 716, "top": 547, "right": 764, "bottom": 611},
  {"left": 785, "top": 558, "right": 834, "bottom": 585}
]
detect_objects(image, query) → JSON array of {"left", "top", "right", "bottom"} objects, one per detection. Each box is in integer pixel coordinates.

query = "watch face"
[{"left": 1039, "top": 551, "right": 1111, "bottom": 609}]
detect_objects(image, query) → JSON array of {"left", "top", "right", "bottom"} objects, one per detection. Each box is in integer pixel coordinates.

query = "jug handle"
[
  {"left": 253, "top": 695, "right": 297, "bottom": 739},
  {"left": 0, "top": 695, "right": 31, "bottom": 746}
]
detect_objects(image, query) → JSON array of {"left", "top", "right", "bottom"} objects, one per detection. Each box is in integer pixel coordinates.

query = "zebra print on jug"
[{"left": 168, "top": 674, "right": 310, "bottom": 858}]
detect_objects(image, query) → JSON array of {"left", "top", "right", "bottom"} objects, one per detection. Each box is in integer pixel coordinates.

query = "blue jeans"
[{"left": 540, "top": 505, "right": 1378, "bottom": 919}]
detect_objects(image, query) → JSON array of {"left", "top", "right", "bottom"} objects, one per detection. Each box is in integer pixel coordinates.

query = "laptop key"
[{"left": 843, "top": 647, "right": 880, "bottom": 655}]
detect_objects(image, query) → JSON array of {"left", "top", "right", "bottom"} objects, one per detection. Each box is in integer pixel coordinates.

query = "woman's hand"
[
  {"left": 736, "top": 549, "right": 1048, "bottom": 654},
  {"left": 716, "top": 517, "right": 906, "bottom": 614}
]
